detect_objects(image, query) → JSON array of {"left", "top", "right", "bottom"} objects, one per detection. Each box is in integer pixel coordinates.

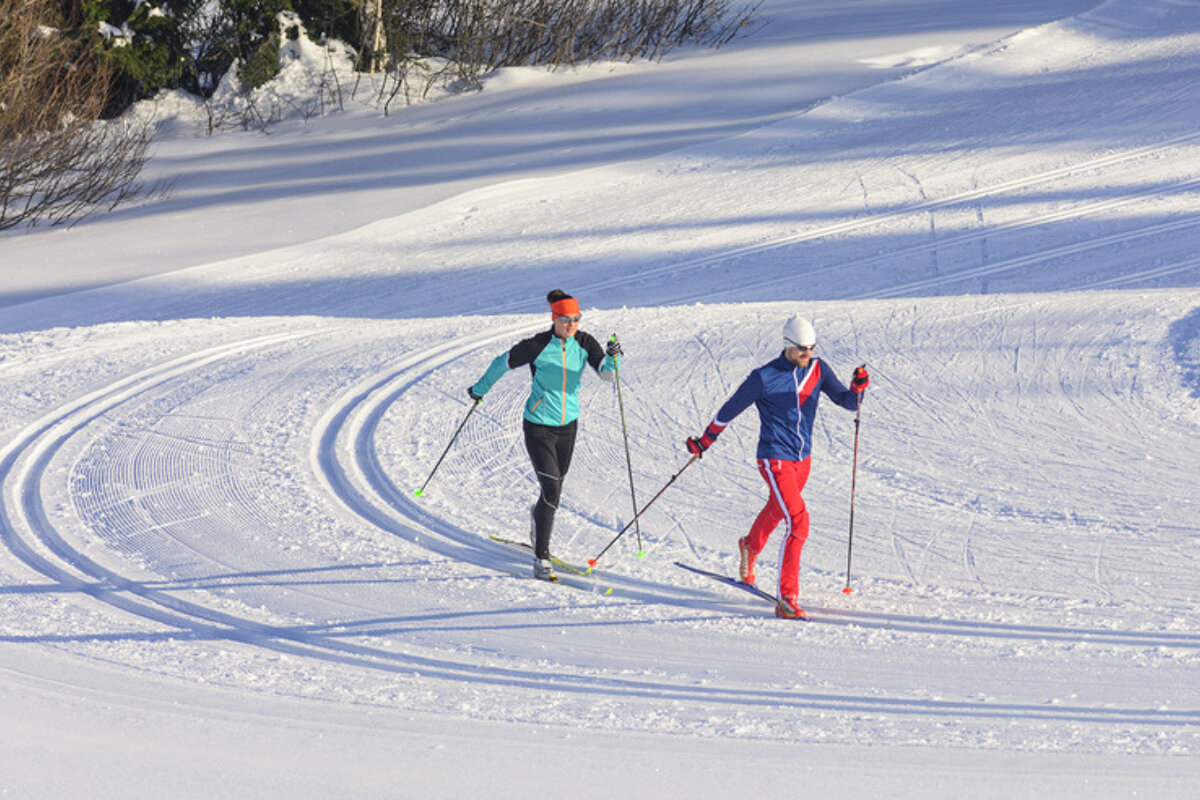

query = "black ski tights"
[{"left": 523, "top": 419, "right": 578, "bottom": 559}]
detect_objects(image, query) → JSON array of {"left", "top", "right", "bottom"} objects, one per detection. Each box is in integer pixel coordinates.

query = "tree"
[
  {"left": 0, "top": 0, "right": 154, "bottom": 229},
  {"left": 358, "top": 0, "right": 386, "bottom": 71}
]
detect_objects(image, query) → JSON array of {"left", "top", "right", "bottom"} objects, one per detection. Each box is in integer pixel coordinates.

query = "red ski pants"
[{"left": 745, "top": 457, "right": 811, "bottom": 599}]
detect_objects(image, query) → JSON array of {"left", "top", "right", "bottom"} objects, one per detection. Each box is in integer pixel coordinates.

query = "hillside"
[{"left": 2, "top": 0, "right": 1199, "bottom": 796}]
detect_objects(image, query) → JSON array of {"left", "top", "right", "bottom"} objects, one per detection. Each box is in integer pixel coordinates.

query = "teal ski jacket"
[{"left": 471, "top": 329, "right": 617, "bottom": 426}]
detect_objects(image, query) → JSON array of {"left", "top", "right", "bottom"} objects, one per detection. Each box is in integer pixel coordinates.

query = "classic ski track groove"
[
  {"left": 859, "top": 213, "right": 1200, "bottom": 300},
  {"left": 536, "top": 133, "right": 1200, "bottom": 307},
  {"left": 2, "top": 332, "right": 1199, "bottom": 725}
]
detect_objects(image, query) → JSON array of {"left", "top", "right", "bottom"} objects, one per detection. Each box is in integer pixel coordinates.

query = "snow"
[{"left": 3, "top": 0, "right": 1200, "bottom": 796}]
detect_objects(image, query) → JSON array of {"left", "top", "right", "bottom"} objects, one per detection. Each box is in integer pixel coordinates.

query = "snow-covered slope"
[{"left": 2, "top": 0, "right": 1200, "bottom": 797}]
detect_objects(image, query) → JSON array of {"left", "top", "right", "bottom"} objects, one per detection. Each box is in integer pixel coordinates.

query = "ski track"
[
  {"left": 5, "top": 0, "right": 1200, "bottom": 762},
  {"left": 3, "top": 296, "right": 1200, "bottom": 747},
  {"left": 473, "top": 131, "right": 1200, "bottom": 315}
]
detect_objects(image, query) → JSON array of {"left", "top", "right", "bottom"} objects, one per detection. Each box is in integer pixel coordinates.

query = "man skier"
[{"left": 685, "top": 315, "right": 868, "bottom": 619}]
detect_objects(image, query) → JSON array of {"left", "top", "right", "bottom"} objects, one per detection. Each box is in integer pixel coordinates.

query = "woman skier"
[{"left": 470, "top": 290, "right": 622, "bottom": 580}]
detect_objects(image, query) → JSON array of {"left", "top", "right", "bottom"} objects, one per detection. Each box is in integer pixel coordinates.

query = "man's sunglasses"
[{"left": 556, "top": 315, "right": 582, "bottom": 324}]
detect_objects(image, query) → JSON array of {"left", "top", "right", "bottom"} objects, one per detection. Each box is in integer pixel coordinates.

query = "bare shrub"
[
  {"left": 435, "top": 0, "right": 762, "bottom": 87},
  {"left": 0, "top": 0, "right": 155, "bottom": 229},
  {"left": 369, "top": 0, "right": 759, "bottom": 111}
]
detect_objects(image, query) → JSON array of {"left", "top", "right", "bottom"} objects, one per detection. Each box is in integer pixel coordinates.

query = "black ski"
[{"left": 674, "top": 561, "right": 775, "bottom": 602}]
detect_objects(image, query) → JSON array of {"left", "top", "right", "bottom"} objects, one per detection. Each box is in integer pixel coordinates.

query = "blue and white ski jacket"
[
  {"left": 701, "top": 354, "right": 858, "bottom": 461},
  {"left": 471, "top": 329, "right": 616, "bottom": 427}
]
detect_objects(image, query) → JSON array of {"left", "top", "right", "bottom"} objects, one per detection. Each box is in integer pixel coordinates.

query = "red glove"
[
  {"left": 686, "top": 425, "right": 720, "bottom": 456},
  {"left": 851, "top": 366, "right": 870, "bottom": 393},
  {"left": 687, "top": 422, "right": 723, "bottom": 457}
]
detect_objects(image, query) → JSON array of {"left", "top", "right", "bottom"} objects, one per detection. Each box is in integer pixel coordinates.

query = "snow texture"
[{"left": 2, "top": 0, "right": 1200, "bottom": 796}]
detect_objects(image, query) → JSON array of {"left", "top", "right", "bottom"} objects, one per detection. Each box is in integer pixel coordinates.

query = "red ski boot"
[
  {"left": 737, "top": 536, "right": 757, "bottom": 585},
  {"left": 775, "top": 594, "right": 807, "bottom": 620}
]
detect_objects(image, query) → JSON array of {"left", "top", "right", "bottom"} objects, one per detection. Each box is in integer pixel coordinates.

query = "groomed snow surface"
[{"left": 3, "top": 0, "right": 1200, "bottom": 796}]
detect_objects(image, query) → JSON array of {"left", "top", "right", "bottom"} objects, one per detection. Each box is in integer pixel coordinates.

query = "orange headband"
[{"left": 550, "top": 297, "right": 580, "bottom": 318}]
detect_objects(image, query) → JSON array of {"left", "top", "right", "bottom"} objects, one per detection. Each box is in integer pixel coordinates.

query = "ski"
[
  {"left": 493, "top": 563, "right": 606, "bottom": 592},
  {"left": 488, "top": 534, "right": 590, "bottom": 576},
  {"left": 674, "top": 561, "right": 775, "bottom": 602}
]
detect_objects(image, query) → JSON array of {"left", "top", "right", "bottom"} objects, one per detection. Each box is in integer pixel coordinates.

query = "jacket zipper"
[
  {"left": 794, "top": 367, "right": 803, "bottom": 459},
  {"left": 560, "top": 338, "right": 568, "bottom": 424}
]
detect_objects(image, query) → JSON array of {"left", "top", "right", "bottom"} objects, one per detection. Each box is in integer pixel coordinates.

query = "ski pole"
[
  {"left": 610, "top": 334, "right": 644, "bottom": 557},
  {"left": 587, "top": 454, "right": 699, "bottom": 571},
  {"left": 414, "top": 398, "right": 480, "bottom": 497},
  {"left": 843, "top": 369, "right": 866, "bottom": 594}
]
